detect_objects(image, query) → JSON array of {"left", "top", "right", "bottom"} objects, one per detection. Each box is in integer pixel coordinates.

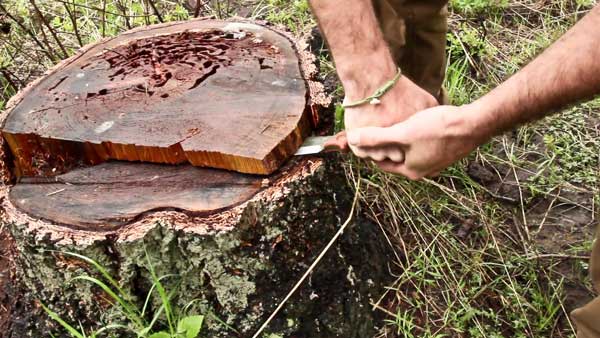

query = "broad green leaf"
[
  {"left": 149, "top": 332, "right": 171, "bottom": 338},
  {"left": 177, "top": 315, "right": 204, "bottom": 338}
]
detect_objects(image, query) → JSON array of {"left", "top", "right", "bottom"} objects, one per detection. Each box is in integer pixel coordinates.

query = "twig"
[
  {"left": 103, "top": 48, "right": 128, "bottom": 59},
  {"left": 29, "top": 0, "right": 69, "bottom": 58},
  {"left": 215, "top": 0, "right": 222, "bottom": 19},
  {"left": 36, "top": 20, "right": 55, "bottom": 56},
  {"left": 63, "top": 0, "right": 83, "bottom": 47},
  {"left": 507, "top": 141, "right": 531, "bottom": 244},
  {"left": 46, "top": 188, "right": 66, "bottom": 196},
  {"left": 101, "top": 0, "right": 106, "bottom": 37},
  {"left": 525, "top": 253, "right": 590, "bottom": 260},
  {"left": 535, "top": 187, "right": 560, "bottom": 235},
  {"left": 0, "top": 68, "right": 20, "bottom": 91},
  {"left": 226, "top": 0, "right": 231, "bottom": 16},
  {"left": 548, "top": 277, "right": 577, "bottom": 335},
  {"left": 0, "top": 35, "right": 38, "bottom": 63},
  {"left": 116, "top": 0, "right": 132, "bottom": 29},
  {"left": 142, "top": 0, "right": 151, "bottom": 26},
  {"left": 146, "top": 0, "right": 163, "bottom": 23},
  {"left": 0, "top": 2, "right": 57, "bottom": 61},
  {"left": 251, "top": 178, "right": 361, "bottom": 338},
  {"left": 194, "top": 0, "right": 202, "bottom": 18},
  {"left": 51, "top": 0, "right": 155, "bottom": 19}
]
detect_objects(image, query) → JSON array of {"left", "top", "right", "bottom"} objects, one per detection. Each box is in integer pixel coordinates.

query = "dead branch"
[
  {"left": 146, "top": 0, "right": 164, "bottom": 23},
  {"left": 116, "top": 0, "right": 132, "bottom": 29},
  {"left": 0, "top": 68, "right": 19, "bottom": 92},
  {"left": 101, "top": 0, "right": 106, "bottom": 37},
  {"left": 63, "top": 0, "right": 83, "bottom": 47},
  {"left": 51, "top": 0, "right": 157, "bottom": 19},
  {"left": 29, "top": 0, "right": 69, "bottom": 58},
  {"left": 194, "top": 0, "right": 202, "bottom": 17},
  {"left": 0, "top": 2, "right": 57, "bottom": 61}
]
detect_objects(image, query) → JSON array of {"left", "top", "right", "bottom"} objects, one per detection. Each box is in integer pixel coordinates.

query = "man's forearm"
[
  {"left": 308, "top": 0, "right": 397, "bottom": 101},
  {"left": 470, "top": 6, "right": 600, "bottom": 139}
]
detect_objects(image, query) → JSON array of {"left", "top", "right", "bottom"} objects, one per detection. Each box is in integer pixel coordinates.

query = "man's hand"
[
  {"left": 345, "top": 105, "right": 487, "bottom": 180},
  {"left": 308, "top": 0, "right": 438, "bottom": 155},
  {"left": 312, "top": 0, "right": 600, "bottom": 182},
  {"left": 343, "top": 76, "right": 438, "bottom": 158},
  {"left": 323, "top": 76, "right": 438, "bottom": 152}
]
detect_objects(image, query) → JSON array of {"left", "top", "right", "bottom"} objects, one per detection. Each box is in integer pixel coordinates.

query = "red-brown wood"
[
  {"left": 2, "top": 20, "right": 311, "bottom": 176},
  {"left": 9, "top": 161, "right": 263, "bottom": 229}
]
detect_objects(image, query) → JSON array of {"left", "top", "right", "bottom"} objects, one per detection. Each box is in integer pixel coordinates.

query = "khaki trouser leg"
[
  {"left": 372, "top": 0, "right": 449, "bottom": 98},
  {"left": 572, "top": 229, "right": 600, "bottom": 338}
]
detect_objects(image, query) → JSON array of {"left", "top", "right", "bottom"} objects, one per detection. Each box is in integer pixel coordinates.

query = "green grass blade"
[
  {"left": 141, "top": 274, "right": 177, "bottom": 317},
  {"left": 79, "top": 322, "right": 88, "bottom": 338},
  {"left": 181, "top": 299, "right": 202, "bottom": 316},
  {"left": 141, "top": 303, "right": 165, "bottom": 336},
  {"left": 57, "top": 252, "right": 125, "bottom": 296},
  {"left": 144, "top": 282, "right": 181, "bottom": 335},
  {"left": 144, "top": 249, "right": 175, "bottom": 335},
  {"left": 71, "top": 276, "right": 144, "bottom": 328},
  {"left": 208, "top": 312, "right": 239, "bottom": 334},
  {"left": 42, "top": 303, "right": 86, "bottom": 338}
]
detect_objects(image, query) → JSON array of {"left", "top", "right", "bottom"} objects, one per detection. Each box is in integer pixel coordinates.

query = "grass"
[
  {"left": 43, "top": 250, "right": 207, "bottom": 338},
  {"left": 356, "top": 1, "right": 599, "bottom": 336},
  {"left": 1, "top": 0, "right": 598, "bottom": 337}
]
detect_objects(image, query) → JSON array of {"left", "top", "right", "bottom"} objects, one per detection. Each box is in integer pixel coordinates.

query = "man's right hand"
[
  {"left": 325, "top": 76, "right": 438, "bottom": 154},
  {"left": 343, "top": 75, "right": 438, "bottom": 158},
  {"left": 306, "top": 0, "right": 438, "bottom": 156}
]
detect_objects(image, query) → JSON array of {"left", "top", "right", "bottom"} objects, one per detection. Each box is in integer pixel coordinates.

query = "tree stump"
[{"left": 0, "top": 19, "right": 391, "bottom": 338}]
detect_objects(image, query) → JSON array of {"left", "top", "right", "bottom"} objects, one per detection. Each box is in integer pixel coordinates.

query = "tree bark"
[{"left": 2, "top": 158, "right": 392, "bottom": 338}]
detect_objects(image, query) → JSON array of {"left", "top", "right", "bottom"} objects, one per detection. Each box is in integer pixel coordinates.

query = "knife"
[{"left": 295, "top": 136, "right": 334, "bottom": 156}]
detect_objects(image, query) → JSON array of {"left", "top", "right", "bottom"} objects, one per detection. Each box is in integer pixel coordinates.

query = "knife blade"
[{"left": 294, "top": 136, "right": 332, "bottom": 156}]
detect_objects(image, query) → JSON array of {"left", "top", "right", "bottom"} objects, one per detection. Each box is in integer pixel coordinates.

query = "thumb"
[
  {"left": 347, "top": 124, "right": 408, "bottom": 148},
  {"left": 323, "top": 131, "right": 349, "bottom": 152}
]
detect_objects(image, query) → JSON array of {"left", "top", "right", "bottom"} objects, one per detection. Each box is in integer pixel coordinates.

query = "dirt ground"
[
  {"left": 468, "top": 158, "right": 598, "bottom": 309},
  {"left": 0, "top": 227, "right": 16, "bottom": 337}
]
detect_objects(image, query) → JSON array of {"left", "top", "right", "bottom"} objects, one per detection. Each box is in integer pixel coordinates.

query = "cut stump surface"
[
  {"left": 10, "top": 162, "right": 263, "bottom": 230},
  {"left": 2, "top": 20, "right": 311, "bottom": 176}
]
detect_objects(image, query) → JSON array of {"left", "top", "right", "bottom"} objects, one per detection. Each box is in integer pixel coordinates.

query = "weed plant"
[{"left": 43, "top": 251, "right": 207, "bottom": 338}]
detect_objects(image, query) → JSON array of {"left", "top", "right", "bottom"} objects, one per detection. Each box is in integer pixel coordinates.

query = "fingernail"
[{"left": 347, "top": 131, "right": 359, "bottom": 145}]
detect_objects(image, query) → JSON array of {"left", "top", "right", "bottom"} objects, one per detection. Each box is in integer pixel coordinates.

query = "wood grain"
[
  {"left": 9, "top": 161, "right": 263, "bottom": 229},
  {"left": 2, "top": 20, "right": 310, "bottom": 176}
]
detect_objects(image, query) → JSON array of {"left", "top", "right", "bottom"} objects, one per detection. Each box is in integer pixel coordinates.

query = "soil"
[
  {"left": 467, "top": 155, "right": 598, "bottom": 314},
  {"left": 0, "top": 227, "right": 16, "bottom": 338}
]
